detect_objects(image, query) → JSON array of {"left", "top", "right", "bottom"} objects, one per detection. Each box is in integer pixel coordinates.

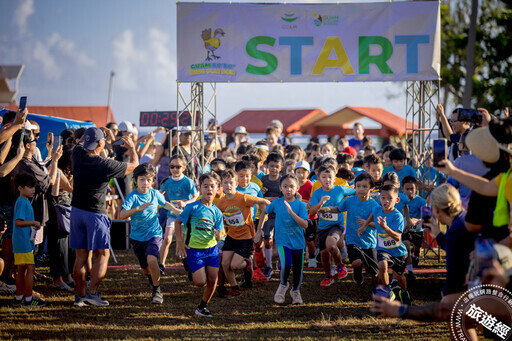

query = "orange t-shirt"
[{"left": 216, "top": 192, "right": 261, "bottom": 240}]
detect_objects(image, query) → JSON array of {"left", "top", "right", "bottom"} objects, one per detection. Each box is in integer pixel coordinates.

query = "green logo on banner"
[{"left": 281, "top": 12, "right": 298, "bottom": 22}]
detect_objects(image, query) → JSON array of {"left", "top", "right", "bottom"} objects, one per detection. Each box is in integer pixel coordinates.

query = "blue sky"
[{"left": 1, "top": 0, "right": 408, "bottom": 130}]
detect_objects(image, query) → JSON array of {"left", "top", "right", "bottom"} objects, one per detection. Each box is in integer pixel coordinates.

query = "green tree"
[{"left": 440, "top": 0, "right": 512, "bottom": 113}]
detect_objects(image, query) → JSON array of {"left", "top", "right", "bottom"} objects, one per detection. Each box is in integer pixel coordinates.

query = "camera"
[{"left": 454, "top": 108, "right": 482, "bottom": 125}]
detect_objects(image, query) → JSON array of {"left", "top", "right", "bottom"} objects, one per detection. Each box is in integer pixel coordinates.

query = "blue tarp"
[{"left": 0, "top": 110, "right": 95, "bottom": 158}]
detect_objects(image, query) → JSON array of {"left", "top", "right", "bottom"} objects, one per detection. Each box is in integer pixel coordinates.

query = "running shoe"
[
  {"left": 226, "top": 288, "right": 242, "bottom": 299},
  {"left": 151, "top": 288, "right": 163, "bottom": 304},
  {"left": 289, "top": 289, "right": 303, "bottom": 304},
  {"left": 13, "top": 296, "right": 23, "bottom": 306},
  {"left": 352, "top": 267, "right": 364, "bottom": 285},
  {"left": 399, "top": 290, "right": 412, "bottom": 305},
  {"left": 84, "top": 291, "right": 109, "bottom": 306},
  {"left": 23, "top": 297, "right": 47, "bottom": 308},
  {"left": 308, "top": 257, "right": 317, "bottom": 268},
  {"left": 158, "top": 263, "right": 166, "bottom": 276},
  {"left": 255, "top": 249, "right": 265, "bottom": 268},
  {"left": 74, "top": 294, "right": 86, "bottom": 307},
  {"left": 374, "top": 285, "right": 391, "bottom": 298},
  {"left": 337, "top": 265, "right": 348, "bottom": 280},
  {"left": 320, "top": 276, "right": 335, "bottom": 287},
  {"left": 195, "top": 306, "right": 213, "bottom": 317},
  {"left": 274, "top": 283, "right": 289, "bottom": 304},
  {"left": 0, "top": 282, "right": 16, "bottom": 295},
  {"left": 263, "top": 266, "right": 274, "bottom": 280},
  {"left": 253, "top": 268, "right": 268, "bottom": 282}
]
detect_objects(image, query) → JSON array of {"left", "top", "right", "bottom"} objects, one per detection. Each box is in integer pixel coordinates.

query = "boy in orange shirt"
[{"left": 216, "top": 169, "right": 270, "bottom": 297}]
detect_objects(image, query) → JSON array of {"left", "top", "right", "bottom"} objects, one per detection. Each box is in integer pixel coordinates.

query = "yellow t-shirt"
[
  {"left": 494, "top": 172, "right": 512, "bottom": 204},
  {"left": 251, "top": 176, "right": 263, "bottom": 189},
  {"left": 311, "top": 177, "right": 349, "bottom": 197}
]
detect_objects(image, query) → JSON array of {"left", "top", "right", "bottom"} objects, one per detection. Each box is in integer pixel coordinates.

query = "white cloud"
[
  {"left": 13, "top": 0, "right": 34, "bottom": 35},
  {"left": 112, "top": 28, "right": 176, "bottom": 91},
  {"left": 48, "top": 33, "right": 96, "bottom": 68},
  {"left": 33, "top": 41, "right": 62, "bottom": 80}
]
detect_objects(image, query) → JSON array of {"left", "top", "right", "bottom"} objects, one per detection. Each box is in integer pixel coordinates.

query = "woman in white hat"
[{"left": 228, "top": 126, "right": 248, "bottom": 154}]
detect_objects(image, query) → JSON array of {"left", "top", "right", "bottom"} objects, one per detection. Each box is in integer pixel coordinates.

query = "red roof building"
[
  {"left": 302, "top": 106, "right": 417, "bottom": 138},
  {"left": 4, "top": 105, "right": 115, "bottom": 127},
  {"left": 221, "top": 109, "right": 327, "bottom": 135}
]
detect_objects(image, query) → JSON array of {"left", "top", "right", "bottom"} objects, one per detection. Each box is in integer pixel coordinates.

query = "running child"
[
  {"left": 309, "top": 164, "right": 355, "bottom": 287},
  {"left": 380, "top": 172, "right": 412, "bottom": 228},
  {"left": 323, "top": 173, "right": 380, "bottom": 287},
  {"left": 175, "top": 173, "right": 224, "bottom": 317},
  {"left": 159, "top": 155, "right": 199, "bottom": 274},
  {"left": 361, "top": 185, "right": 411, "bottom": 304},
  {"left": 294, "top": 161, "right": 318, "bottom": 267},
  {"left": 265, "top": 174, "right": 309, "bottom": 304},
  {"left": 400, "top": 176, "right": 427, "bottom": 283},
  {"left": 260, "top": 152, "right": 284, "bottom": 279},
  {"left": 13, "top": 173, "right": 46, "bottom": 307},
  {"left": 216, "top": 169, "right": 270, "bottom": 297},
  {"left": 120, "top": 163, "right": 176, "bottom": 304}
]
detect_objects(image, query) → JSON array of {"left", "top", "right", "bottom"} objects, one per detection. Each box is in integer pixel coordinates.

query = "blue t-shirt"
[
  {"left": 383, "top": 164, "right": 418, "bottom": 184},
  {"left": 310, "top": 185, "right": 356, "bottom": 230},
  {"left": 266, "top": 198, "right": 308, "bottom": 250},
  {"left": 339, "top": 196, "right": 380, "bottom": 249},
  {"left": 419, "top": 166, "right": 446, "bottom": 186},
  {"left": 256, "top": 170, "right": 265, "bottom": 180},
  {"left": 348, "top": 138, "right": 363, "bottom": 150},
  {"left": 372, "top": 206, "right": 407, "bottom": 257},
  {"left": 407, "top": 195, "right": 427, "bottom": 232},
  {"left": 237, "top": 182, "right": 263, "bottom": 218},
  {"left": 13, "top": 196, "right": 35, "bottom": 253},
  {"left": 122, "top": 189, "right": 166, "bottom": 242},
  {"left": 160, "top": 176, "right": 197, "bottom": 218},
  {"left": 177, "top": 200, "right": 224, "bottom": 249}
]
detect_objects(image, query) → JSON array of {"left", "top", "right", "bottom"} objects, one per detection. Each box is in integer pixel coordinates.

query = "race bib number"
[
  {"left": 378, "top": 234, "right": 402, "bottom": 249},
  {"left": 320, "top": 212, "right": 338, "bottom": 221},
  {"left": 224, "top": 211, "right": 245, "bottom": 227}
]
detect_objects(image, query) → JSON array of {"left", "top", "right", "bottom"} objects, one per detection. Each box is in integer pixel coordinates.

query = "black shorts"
[
  {"left": 377, "top": 251, "right": 408, "bottom": 275},
  {"left": 222, "top": 235, "right": 254, "bottom": 258},
  {"left": 402, "top": 230, "right": 424, "bottom": 249},
  {"left": 130, "top": 237, "right": 163, "bottom": 269},
  {"left": 347, "top": 244, "right": 378, "bottom": 276},
  {"left": 305, "top": 218, "right": 318, "bottom": 242},
  {"left": 318, "top": 225, "right": 344, "bottom": 251}
]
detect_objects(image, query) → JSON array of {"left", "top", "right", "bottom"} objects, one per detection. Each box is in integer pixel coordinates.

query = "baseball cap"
[
  {"left": 118, "top": 120, "right": 136, "bottom": 134},
  {"left": 294, "top": 160, "right": 310, "bottom": 171},
  {"left": 25, "top": 121, "right": 38, "bottom": 130},
  {"left": 180, "top": 126, "right": 192, "bottom": 133},
  {"left": 235, "top": 126, "right": 247, "bottom": 135},
  {"left": 342, "top": 146, "right": 357, "bottom": 157},
  {"left": 83, "top": 127, "right": 104, "bottom": 150}
]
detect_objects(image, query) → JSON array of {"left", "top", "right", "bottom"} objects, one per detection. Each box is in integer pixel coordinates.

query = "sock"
[
  {"left": 153, "top": 285, "right": 161, "bottom": 294},
  {"left": 198, "top": 299, "right": 207, "bottom": 309},
  {"left": 406, "top": 264, "right": 413, "bottom": 273},
  {"left": 15, "top": 294, "right": 23, "bottom": 300},
  {"left": 264, "top": 247, "right": 272, "bottom": 268},
  {"left": 25, "top": 295, "right": 33, "bottom": 302}
]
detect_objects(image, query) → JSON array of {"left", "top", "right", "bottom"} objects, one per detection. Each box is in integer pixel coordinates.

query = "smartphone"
[
  {"left": 53, "top": 136, "right": 62, "bottom": 152},
  {"left": 47, "top": 132, "right": 53, "bottom": 147},
  {"left": 19, "top": 96, "right": 27, "bottom": 111},
  {"left": 433, "top": 139, "right": 447, "bottom": 167},
  {"left": 19, "top": 130, "right": 25, "bottom": 146},
  {"left": 421, "top": 207, "right": 432, "bottom": 225}
]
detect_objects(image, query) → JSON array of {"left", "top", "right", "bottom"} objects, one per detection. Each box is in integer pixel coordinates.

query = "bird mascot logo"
[{"left": 201, "top": 28, "right": 225, "bottom": 61}]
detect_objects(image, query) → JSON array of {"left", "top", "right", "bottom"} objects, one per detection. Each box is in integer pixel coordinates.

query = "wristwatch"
[
  {"left": 135, "top": 206, "right": 140, "bottom": 212},
  {"left": 398, "top": 304, "right": 409, "bottom": 319}
]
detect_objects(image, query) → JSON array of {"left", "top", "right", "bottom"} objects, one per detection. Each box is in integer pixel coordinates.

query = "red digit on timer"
[
  {"left": 161, "top": 112, "right": 169, "bottom": 127},
  {"left": 150, "top": 112, "right": 158, "bottom": 126},
  {"left": 141, "top": 112, "right": 150, "bottom": 126}
]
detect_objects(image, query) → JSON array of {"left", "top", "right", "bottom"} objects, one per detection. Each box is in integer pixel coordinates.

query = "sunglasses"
[{"left": 170, "top": 165, "right": 183, "bottom": 169}]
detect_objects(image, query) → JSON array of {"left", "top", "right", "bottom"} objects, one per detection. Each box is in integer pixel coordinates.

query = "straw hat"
[{"left": 466, "top": 127, "right": 500, "bottom": 163}]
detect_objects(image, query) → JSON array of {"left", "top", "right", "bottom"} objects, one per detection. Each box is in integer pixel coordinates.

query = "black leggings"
[{"left": 277, "top": 246, "right": 304, "bottom": 290}]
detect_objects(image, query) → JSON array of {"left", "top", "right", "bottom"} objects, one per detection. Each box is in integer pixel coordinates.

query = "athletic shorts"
[
  {"left": 377, "top": 251, "right": 408, "bottom": 275},
  {"left": 262, "top": 216, "right": 275, "bottom": 239},
  {"left": 222, "top": 235, "right": 254, "bottom": 258},
  {"left": 402, "top": 230, "right": 424, "bottom": 248},
  {"left": 70, "top": 207, "right": 112, "bottom": 250},
  {"left": 187, "top": 246, "right": 220, "bottom": 273},
  {"left": 0, "top": 205, "right": 14, "bottom": 238},
  {"left": 14, "top": 252, "right": 34, "bottom": 265},
  {"left": 305, "top": 218, "right": 318, "bottom": 242},
  {"left": 130, "top": 237, "right": 163, "bottom": 269},
  {"left": 347, "top": 244, "right": 378, "bottom": 276},
  {"left": 318, "top": 225, "right": 344, "bottom": 251}
]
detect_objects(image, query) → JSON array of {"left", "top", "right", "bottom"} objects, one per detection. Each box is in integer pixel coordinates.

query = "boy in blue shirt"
[
  {"left": 265, "top": 174, "right": 309, "bottom": 304},
  {"left": 359, "top": 185, "right": 411, "bottom": 304},
  {"left": 310, "top": 165, "right": 355, "bottom": 287},
  {"left": 120, "top": 163, "right": 176, "bottom": 305},
  {"left": 383, "top": 148, "right": 431, "bottom": 193},
  {"left": 331, "top": 173, "right": 380, "bottom": 287},
  {"left": 159, "top": 155, "right": 198, "bottom": 274},
  {"left": 401, "top": 176, "right": 427, "bottom": 282},
  {"left": 175, "top": 173, "right": 224, "bottom": 318},
  {"left": 13, "top": 173, "right": 45, "bottom": 307}
]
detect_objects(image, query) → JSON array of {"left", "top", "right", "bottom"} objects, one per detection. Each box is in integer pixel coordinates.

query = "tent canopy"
[
  {"left": 302, "top": 106, "right": 418, "bottom": 138},
  {"left": 221, "top": 109, "right": 327, "bottom": 135}
]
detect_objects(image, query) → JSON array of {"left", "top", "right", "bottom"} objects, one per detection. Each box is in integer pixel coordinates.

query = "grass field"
[{"left": 0, "top": 249, "right": 451, "bottom": 340}]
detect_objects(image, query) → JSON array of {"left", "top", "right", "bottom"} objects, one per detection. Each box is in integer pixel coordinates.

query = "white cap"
[
  {"left": 294, "top": 160, "right": 310, "bottom": 171},
  {"left": 180, "top": 126, "right": 192, "bottom": 132},
  {"left": 25, "top": 121, "right": 38, "bottom": 130},
  {"left": 118, "top": 120, "right": 136, "bottom": 134},
  {"left": 235, "top": 126, "right": 247, "bottom": 135}
]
